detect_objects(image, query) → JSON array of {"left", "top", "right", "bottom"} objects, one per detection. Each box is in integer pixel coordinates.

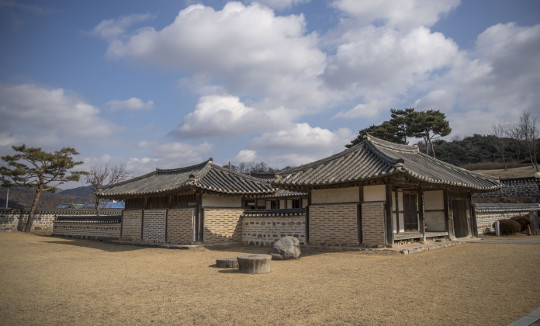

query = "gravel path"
[{"left": 1, "top": 232, "right": 539, "bottom": 325}]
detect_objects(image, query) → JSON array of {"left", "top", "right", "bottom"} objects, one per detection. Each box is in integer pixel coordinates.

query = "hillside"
[
  {"left": 0, "top": 187, "right": 89, "bottom": 210},
  {"left": 473, "top": 166, "right": 539, "bottom": 179},
  {"left": 59, "top": 186, "right": 93, "bottom": 199}
]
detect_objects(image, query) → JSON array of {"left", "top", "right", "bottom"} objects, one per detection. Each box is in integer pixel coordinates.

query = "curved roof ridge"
[
  {"left": 364, "top": 134, "right": 418, "bottom": 154},
  {"left": 156, "top": 158, "right": 212, "bottom": 174}
]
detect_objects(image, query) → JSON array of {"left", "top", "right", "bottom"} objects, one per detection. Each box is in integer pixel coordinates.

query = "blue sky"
[{"left": 1, "top": 0, "right": 539, "bottom": 186}]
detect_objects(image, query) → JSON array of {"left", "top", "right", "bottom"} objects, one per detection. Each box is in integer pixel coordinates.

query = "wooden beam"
[
  {"left": 385, "top": 183, "right": 394, "bottom": 246},
  {"left": 394, "top": 190, "right": 400, "bottom": 234},
  {"left": 444, "top": 190, "right": 455, "bottom": 240},
  {"left": 357, "top": 185, "right": 363, "bottom": 245}
]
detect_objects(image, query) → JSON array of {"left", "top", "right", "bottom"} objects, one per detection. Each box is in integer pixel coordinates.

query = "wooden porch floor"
[{"left": 394, "top": 231, "right": 449, "bottom": 241}]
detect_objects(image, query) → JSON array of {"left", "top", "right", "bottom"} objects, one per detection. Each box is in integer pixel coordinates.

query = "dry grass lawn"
[{"left": 1, "top": 233, "right": 539, "bottom": 326}]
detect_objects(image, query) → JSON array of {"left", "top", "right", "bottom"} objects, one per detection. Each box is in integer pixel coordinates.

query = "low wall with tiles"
[
  {"left": 53, "top": 220, "right": 121, "bottom": 240},
  {"left": 474, "top": 203, "right": 540, "bottom": 236},
  {"left": 0, "top": 208, "right": 122, "bottom": 234},
  {"left": 309, "top": 204, "right": 358, "bottom": 246},
  {"left": 203, "top": 208, "right": 243, "bottom": 244},
  {"left": 241, "top": 209, "right": 306, "bottom": 246}
]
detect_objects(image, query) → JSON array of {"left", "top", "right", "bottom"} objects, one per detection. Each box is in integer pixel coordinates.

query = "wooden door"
[
  {"left": 403, "top": 193, "right": 418, "bottom": 231},
  {"left": 452, "top": 199, "right": 469, "bottom": 238}
]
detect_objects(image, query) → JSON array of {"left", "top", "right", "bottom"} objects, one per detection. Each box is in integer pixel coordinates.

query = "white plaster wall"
[
  {"left": 279, "top": 199, "right": 286, "bottom": 208},
  {"left": 425, "top": 211, "right": 446, "bottom": 231},
  {"left": 302, "top": 198, "right": 308, "bottom": 208},
  {"left": 424, "top": 190, "right": 444, "bottom": 210},
  {"left": 202, "top": 194, "right": 242, "bottom": 208},
  {"left": 363, "top": 185, "right": 386, "bottom": 202},
  {"left": 312, "top": 187, "right": 359, "bottom": 204}
]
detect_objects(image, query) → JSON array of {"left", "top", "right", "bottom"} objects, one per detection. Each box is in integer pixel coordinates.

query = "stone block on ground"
[
  {"left": 237, "top": 254, "right": 271, "bottom": 274},
  {"left": 268, "top": 236, "right": 301, "bottom": 260},
  {"left": 216, "top": 257, "right": 238, "bottom": 268}
]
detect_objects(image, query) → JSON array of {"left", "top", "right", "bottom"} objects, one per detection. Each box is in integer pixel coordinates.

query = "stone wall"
[
  {"left": 203, "top": 208, "right": 243, "bottom": 244},
  {"left": 53, "top": 222, "right": 121, "bottom": 240},
  {"left": 474, "top": 203, "right": 540, "bottom": 236},
  {"left": 0, "top": 208, "right": 121, "bottom": 235},
  {"left": 362, "top": 202, "right": 386, "bottom": 247},
  {"left": 167, "top": 208, "right": 194, "bottom": 244},
  {"left": 309, "top": 204, "right": 358, "bottom": 246},
  {"left": 241, "top": 210, "right": 305, "bottom": 246}
]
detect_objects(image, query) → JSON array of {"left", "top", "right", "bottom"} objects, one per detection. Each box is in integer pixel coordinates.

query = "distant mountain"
[
  {"left": 59, "top": 186, "right": 94, "bottom": 200},
  {"left": 0, "top": 187, "right": 89, "bottom": 210}
]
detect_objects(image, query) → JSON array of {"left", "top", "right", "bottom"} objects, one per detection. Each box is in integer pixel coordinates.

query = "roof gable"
[
  {"left": 273, "top": 135, "right": 501, "bottom": 191},
  {"left": 97, "top": 158, "right": 274, "bottom": 198}
]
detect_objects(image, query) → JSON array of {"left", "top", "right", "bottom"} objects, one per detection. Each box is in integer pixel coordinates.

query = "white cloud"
[
  {"left": 332, "top": 0, "right": 460, "bottom": 30},
  {"left": 171, "top": 94, "right": 287, "bottom": 138},
  {"left": 248, "top": 0, "right": 311, "bottom": 10},
  {"left": 412, "top": 22, "right": 540, "bottom": 136},
  {"left": 231, "top": 149, "right": 258, "bottom": 163},
  {"left": 325, "top": 26, "right": 458, "bottom": 101},
  {"left": 92, "top": 14, "right": 153, "bottom": 41},
  {"left": 250, "top": 122, "right": 353, "bottom": 153},
  {"left": 126, "top": 141, "right": 214, "bottom": 174},
  {"left": 0, "top": 84, "right": 120, "bottom": 149},
  {"left": 99, "top": 2, "right": 328, "bottom": 110},
  {"left": 107, "top": 97, "right": 154, "bottom": 111}
]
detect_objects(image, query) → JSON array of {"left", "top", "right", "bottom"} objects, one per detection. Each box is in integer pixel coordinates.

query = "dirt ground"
[{"left": 1, "top": 233, "right": 539, "bottom": 326}]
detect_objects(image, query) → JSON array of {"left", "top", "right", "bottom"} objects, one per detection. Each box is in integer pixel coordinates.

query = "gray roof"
[
  {"left": 273, "top": 135, "right": 501, "bottom": 192},
  {"left": 97, "top": 159, "right": 274, "bottom": 198}
]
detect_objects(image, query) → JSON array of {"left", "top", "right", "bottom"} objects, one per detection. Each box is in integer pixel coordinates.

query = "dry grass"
[
  {"left": 473, "top": 165, "right": 538, "bottom": 179},
  {"left": 1, "top": 233, "right": 539, "bottom": 326}
]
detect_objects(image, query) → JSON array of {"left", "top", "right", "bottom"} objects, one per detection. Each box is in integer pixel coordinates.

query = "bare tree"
[
  {"left": 491, "top": 123, "right": 510, "bottom": 170},
  {"left": 518, "top": 112, "right": 539, "bottom": 171},
  {"left": 86, "top": 162, "right": 130, "bottom": 216}
]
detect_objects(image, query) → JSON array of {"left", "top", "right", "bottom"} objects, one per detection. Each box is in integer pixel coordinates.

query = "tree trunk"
[
  {"left": 25, "top": 189, "right": 42, "bottom": 232},
  {"left": 94, "top": 195, "right": 101, "bottom": 217}
]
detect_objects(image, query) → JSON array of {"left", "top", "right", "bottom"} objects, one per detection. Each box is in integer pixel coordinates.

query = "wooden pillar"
[
  {"left": 418, "top": 189, "right": 426, "bottom": 243},
  {"left": 357, "top": 185, "right": 364, "bottom": 245},
  {"left": 394, "top": 190, "right": 400, "bottom": 234},
  {"left": 306, "top": 189, "right": 311, "bottom": 244},
  {"left": 385, "top": 183, "right": 394, "bottom": 246},
  {"left": 468, "top": 193, "right": 478, "bottom": 237},
  {"left": 443, "top": 189, "right": 454, "bottom": 239}
]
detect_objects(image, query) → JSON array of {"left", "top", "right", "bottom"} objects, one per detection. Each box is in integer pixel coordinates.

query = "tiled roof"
[
  {"left": 273, "top": 135, "right": 501, "bottom": 192},
  {"left": 97, "top": 159, "right": 274, "bottom": 198}
]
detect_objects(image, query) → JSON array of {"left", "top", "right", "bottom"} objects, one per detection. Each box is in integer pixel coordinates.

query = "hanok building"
[
  {"left": 272, "top": 135, "right": 501, "bottom": 247},
  {"left": 97, "top": 158, "right": 273, "bottom": 245}
]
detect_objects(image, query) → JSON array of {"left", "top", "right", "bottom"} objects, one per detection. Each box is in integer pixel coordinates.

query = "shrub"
[
  {"left": 497, "top": 219, "right": 521, "bottom": 235},
  {"left": 511, "top": 215, "right": 530, "bottom": 231}
]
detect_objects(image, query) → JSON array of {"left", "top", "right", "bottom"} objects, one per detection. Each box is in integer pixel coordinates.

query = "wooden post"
[
  {"left": 357, "top": 185, "right": 363, "bottom": 245},
  {"left": 418, "top": 189, "right": 426, "bottom": 243},
  {"left": 385, "top": 183, "right": 394, "bottom": 246},
  {"left": 306, "top": 189, "right": 311, "bottom": 245},
  {"left": 469, "top": 193, "right": 478, "bottom": 238},
  {"left": 394, "top": 190, "right": 400, "bottom": 234}
]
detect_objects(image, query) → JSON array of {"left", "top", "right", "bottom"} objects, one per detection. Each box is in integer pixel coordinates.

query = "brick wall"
[
  {"left": 362, "top": 202, "right": 386, "bottom": 247},
  {"left": 53, "top": 222, "right": 120, "bottom": 240},
  {"left": 242, "top": 216, "right": 305, "bottom": 246},
  {"left": 167, "top": 208, "right": 194, "bottom": 244},
  {"left": 122, "top": 210, "right": 143, "bottom": 241},
  {"left": 203, "top": 208, "right": 243, "bottom": 244},
  {"left": 309, "top": 204, "right": 358, "bottom": 246},
  {"left": 142, "top": 209, "right": 167, "bottom": 243}
]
